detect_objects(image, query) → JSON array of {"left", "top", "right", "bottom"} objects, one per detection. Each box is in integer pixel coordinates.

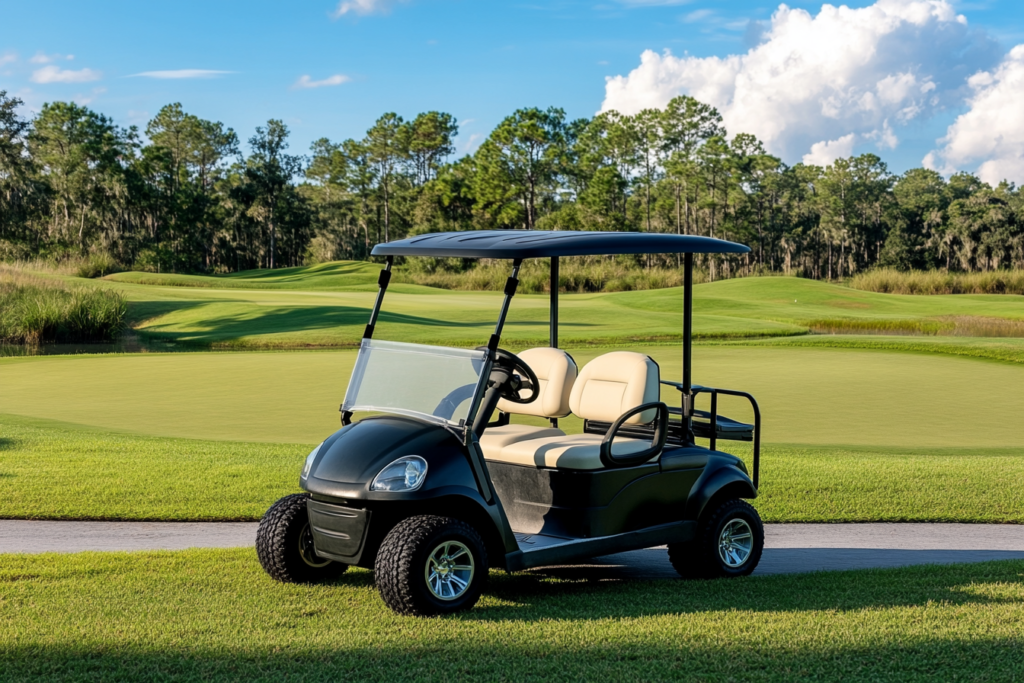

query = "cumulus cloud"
[
  {"left": 30, "top": 65, "right": 101, "bottom": 84},
  {"left": 130, "top": 69, "right": 232, "bottom": 79},
  {"left": 803, "top": 133, "right": 856, "bottom": 166},
  {"left": 292, "top": 74, "right": 351, "bottom": 89},
  {"left": 925, "top": 44, "right": 1024, "bottom": 185},
  {"left": 333, "top": 0, "right": 405, "bottom": 17},
  {"left": 602, "top": 0, "right": 999, "bottom": 163}
]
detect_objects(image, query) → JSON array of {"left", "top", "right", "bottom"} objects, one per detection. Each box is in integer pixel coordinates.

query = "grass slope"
[
  {"left": 2, "top": 550, "right": 1022, "bottom": 682},
  {"left": 3, "top": 416, "right": 1023, "bottom": 522},
  {"left": 2, "top": 345, "right": 1022, "bottom": 447},
  {"left": 95, "top": 270, "right": 1024, "bottom": 348}
]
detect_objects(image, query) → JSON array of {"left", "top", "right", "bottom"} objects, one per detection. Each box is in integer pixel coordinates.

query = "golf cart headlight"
[
  {"left": 301, "top": 442, "right": 324, "bottom": 479},
  {"left": 371, "top": 455, "right": 428, "bottom": 492}
]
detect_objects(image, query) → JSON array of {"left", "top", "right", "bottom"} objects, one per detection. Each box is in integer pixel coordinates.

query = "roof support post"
[
  {"left": 549, "top": 256, "right": 559, "bottom": 428},
  {"left": 682, "top": 252, "right": 694, "bottom": 440},
  {"left": 549, "top": 256, "right": 559, "bottom": 348},
  {"left": 363, "top": 255, "right": 394, "bottom": 339},
  {"left": 490, "top": 259, "right": 523, "bottom": 350}
]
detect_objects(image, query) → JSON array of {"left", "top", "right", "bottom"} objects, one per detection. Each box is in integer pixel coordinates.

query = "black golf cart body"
[{"left": 297, "top": 230, "right": 762, "bottom": 576}]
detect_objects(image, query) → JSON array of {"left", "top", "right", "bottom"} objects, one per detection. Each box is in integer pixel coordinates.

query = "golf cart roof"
[{"left": 371, "top": 230, "right": 749, "bottom": 259}]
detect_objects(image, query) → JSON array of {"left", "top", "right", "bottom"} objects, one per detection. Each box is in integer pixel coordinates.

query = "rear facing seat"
[{"left": 486, "top": 351, "right": 661, "bottom": 470}]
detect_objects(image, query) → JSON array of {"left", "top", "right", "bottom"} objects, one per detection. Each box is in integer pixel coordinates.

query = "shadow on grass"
[
  {"left": 0, "top": 437, "right": 16, "bottom": 451},
  {"left": 135, "top": 302, "right": 593, "bottom": 345}
]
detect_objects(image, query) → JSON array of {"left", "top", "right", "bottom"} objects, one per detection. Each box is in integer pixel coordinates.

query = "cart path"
[{"left": 2, "top": 521, "right": 1023, "bottom": 577}]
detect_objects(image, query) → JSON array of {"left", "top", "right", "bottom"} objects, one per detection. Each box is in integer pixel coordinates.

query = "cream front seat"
[
  {"left": 478, "top": 348, "right": 578, "bottom": 459},
  {"left": 489, "top": 351, "right": 661, "bottom": 470}
]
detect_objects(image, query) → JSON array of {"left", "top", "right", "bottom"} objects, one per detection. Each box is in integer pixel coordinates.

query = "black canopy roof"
[{"left": 371, "top": 230, "right": 749, "bottom": 259}]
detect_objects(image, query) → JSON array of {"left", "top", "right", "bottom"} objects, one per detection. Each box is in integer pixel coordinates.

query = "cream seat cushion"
[
  {"left": 489, "top": 433, "right": 654, "bottom": 470},
  {"left": 479, "top": 423, "right": 564, "bottom": 460},
  {"left": 497, "top": 347, "right": 577, "bottom": 419},
  {"left": 480, "top": 348, "right": 578, "bottom": 461},
  {"left": 569, "top": 351, "right": 661, "bottom": 425}
]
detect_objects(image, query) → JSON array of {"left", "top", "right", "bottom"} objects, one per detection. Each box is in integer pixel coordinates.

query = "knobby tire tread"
[
  {"left": 256, "top": 493, "right": 346, "bottom": 583},
  {"left": 669, "top": 498, "right": 764, "bottom": 579}
]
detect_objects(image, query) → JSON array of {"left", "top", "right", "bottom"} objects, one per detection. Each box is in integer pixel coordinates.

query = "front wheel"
[
  {"left": 668, "top": 499, "right": 764, "bottom": 579},
  {"left": 375, "top": 515, "right": 488, "bottom": 617},
  {"left": 256, "top": 493, "right": 348, "bottom": 583}
]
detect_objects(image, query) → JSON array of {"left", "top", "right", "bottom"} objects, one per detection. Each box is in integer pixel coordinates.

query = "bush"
[
  {"left": 850, "top": 268, "right": 1024, "bottom": 295},
  {"left": 0, "top": 268, "right": 127, "bottom": 344}
]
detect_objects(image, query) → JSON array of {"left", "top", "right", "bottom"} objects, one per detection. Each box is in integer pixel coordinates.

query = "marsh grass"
[
  {"left": 0, "top": 267, "right": 127, "bottom": 344},
  {"left": 850, "top": 268, "right": 1024, "bottom": 295},
  {"left": 808, "top": 315, "right": 1024, "bottom": 337}
]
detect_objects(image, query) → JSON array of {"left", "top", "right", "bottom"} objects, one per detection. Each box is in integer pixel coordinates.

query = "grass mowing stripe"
[
  {"left": 3, "top": 416, "right": 1023, "bottom": 522},
  {"left": 1, "top": 549, "right": 1022, "bottom": 682}
]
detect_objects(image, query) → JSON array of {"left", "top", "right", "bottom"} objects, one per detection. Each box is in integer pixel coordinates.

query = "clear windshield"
[{"left": 342, "top": 339, "right": 488, "bottom": 427}]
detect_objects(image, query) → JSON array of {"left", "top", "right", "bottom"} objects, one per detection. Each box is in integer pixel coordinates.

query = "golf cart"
[{"left": 256, "top": 230, "right": 764, "bottom": 616}]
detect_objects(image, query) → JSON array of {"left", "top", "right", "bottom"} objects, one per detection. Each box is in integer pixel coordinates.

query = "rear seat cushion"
[
  {"left": 479, "top": 424, "right": 564, "bottom": 461},
  {"left": 489, "top": 433, "right": 653, "bottom": 470}
]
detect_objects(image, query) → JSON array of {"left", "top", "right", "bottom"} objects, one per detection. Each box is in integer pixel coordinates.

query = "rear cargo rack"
[{"left": 583, "top": 381, "right": 761, "bottom": 488}]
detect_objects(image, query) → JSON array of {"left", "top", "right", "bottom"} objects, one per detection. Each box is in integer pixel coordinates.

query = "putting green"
[{"left": 2, "top": 346, "right": 1021, "bottom": 447}]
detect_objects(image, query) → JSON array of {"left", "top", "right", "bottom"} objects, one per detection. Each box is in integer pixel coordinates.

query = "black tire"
[
  {"left": 375, "top": 515, "right": 488, "bottom": 617},
  {"left": 668, "top": 499, "right": 764, "bottom": 579},
  {"left": 256, "top": 493, "right": 348, "bottom": 584}
]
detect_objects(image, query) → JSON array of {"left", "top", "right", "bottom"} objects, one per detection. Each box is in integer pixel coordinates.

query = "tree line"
[{"left": 1, "top": 89, "right": 1022, "bottom": 278}]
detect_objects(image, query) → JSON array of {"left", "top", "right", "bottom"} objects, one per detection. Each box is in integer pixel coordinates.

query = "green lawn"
[
  {"left": 3, "top": 415, "right": 1023, "bottom": 523},
  {"left": 2, "top": 345, "right": 1021, "bottom": 447},
  {"left": 92, "top": 267, "right": 1024, "bottom": 348},
  {"left": 1, "top": 549, "right": 1022, "bottom": 682}
]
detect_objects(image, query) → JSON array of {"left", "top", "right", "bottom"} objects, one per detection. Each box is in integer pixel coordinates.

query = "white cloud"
[
  {"left": 682, "top": 9, "right": 714, "bottom": 23},
  {"left": 292, "top": 74, "right": 351, "bottom": 89},
  {"left": 30, "top": 65, "right": 101, "bottom": 84},
  {"left": 131, "top": 69, "right": 232, "bottom": 79},
  {"left": 602, "top": 0, "right": 1000, "bottom": 163},
  {"left": 333, "top": 0, "right": 405, "bottom": 17},
  {"left": 803, "top": 133, "right": 856, "bottom": 166},
  {"left": 616, "top": 0, "right": 697, "bottom": 6},
  {"left": 925, "top": 44, "right": 1024, "bottom": 185},
  {"left": 1, "top": 52, "right": 18, "bottom": 67},
  {"left": 30, "top": 52, "right": 73, "bottom": 64}
]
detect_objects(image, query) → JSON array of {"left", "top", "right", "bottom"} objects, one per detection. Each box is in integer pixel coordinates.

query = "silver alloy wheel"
[
  {"left": 717, "top": 518, "right": 754, "bottom": 568},
  {"left": 298, "top": 523, "right": 332, "bottom": 568},
  {"left": 424, "top": 540, "right": 475, "bottom": 601}
]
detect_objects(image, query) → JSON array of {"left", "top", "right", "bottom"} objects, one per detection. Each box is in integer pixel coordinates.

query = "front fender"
[{"left": 685, "top": 456, "right": 756, "bottom": 521}]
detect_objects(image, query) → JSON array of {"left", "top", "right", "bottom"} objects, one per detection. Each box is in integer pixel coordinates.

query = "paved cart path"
[{"left": 2, "top": 521, "right": 1023, "bottom": 577}]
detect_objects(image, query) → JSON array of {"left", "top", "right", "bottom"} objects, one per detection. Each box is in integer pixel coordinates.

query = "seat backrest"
[
  {"left": 497, "top": 347, "right": 578, "bottom": 419},
  {"left": 569, "top": 351, "right": 660, "bottom": 425}
]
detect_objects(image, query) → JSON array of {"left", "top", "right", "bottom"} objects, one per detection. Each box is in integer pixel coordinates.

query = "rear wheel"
[
  {"left": 375, "top": 515, "right": 488, "bottom": 617},
  {"left": 668, "top": 499, "right": 764, "bottom": 579},
  {"left": 256, "top": 493, "right": 348, "bottom": 583}
]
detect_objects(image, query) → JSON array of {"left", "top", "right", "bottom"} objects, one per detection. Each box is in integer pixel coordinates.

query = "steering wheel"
[{"left": 490, "top": 348, "right": 540, "bottom": 405}]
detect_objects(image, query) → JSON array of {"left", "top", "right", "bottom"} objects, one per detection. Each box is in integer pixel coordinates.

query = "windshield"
[{"left": 342, "top": 339, "right": 488, "bottom": 428}]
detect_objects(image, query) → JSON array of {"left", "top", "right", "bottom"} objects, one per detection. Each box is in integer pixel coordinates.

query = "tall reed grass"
[
  {"left": 849, "top": 268, "right": 1024, "bottom": 295},
  {"left": 396, "top": 259, "right": 709, "bottom": 293},
  {"left": 0, "top": 267, "right": 127, "bottom": 344}
]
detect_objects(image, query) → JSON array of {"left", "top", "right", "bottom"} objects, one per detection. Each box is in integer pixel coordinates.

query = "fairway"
[
  {"left": 2, "top": 345, "right": 1022, "bottom": 447},
  {"left": 94, "top": 271, "right": 1024, "bottom": 348},
  {"left": 1, "top": 549, "right": 1022, "bottom": 682}
]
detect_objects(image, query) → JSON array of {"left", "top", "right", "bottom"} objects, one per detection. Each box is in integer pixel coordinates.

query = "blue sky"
[{"left": 3, "top": 1, "right": 1024, "bottom": 180}]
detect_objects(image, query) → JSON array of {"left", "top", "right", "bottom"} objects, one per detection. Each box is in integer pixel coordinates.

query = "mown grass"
[
  {"left": 3, "top": 416, "right": 1022, "bottom": 523},
  {"left": 3, "top": 345, "right": 1022, "bottom": 448},
  {"left": 734, "top": 334, "right": 1024, "bottom": 365},
  {"left": 1, "top": 549, "right": 1022, "bottom": 682},
  {"left": 850, "top": 267, "right": 1024, "bottom": 295},
  {"left": 0, "top": 267, "right": 126, "bottom": 344}
]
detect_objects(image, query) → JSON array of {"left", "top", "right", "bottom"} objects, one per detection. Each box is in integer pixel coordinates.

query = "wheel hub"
[
  {"left": 298, "top": 523, "right": 332, "bottom": 568},
  {"left": 717, "top": 518, "right": 753, "bottom": 568},
  {"left": 425, "top": 541, "right": 475, "bottom": 601}
]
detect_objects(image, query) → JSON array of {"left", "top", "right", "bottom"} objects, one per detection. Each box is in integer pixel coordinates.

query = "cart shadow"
[
  {"left": 464, "top": 555, "right": 1024, "bottom": 622},
  {"left": 0, "top": 437, "right": 15, "bottom": 451}
]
